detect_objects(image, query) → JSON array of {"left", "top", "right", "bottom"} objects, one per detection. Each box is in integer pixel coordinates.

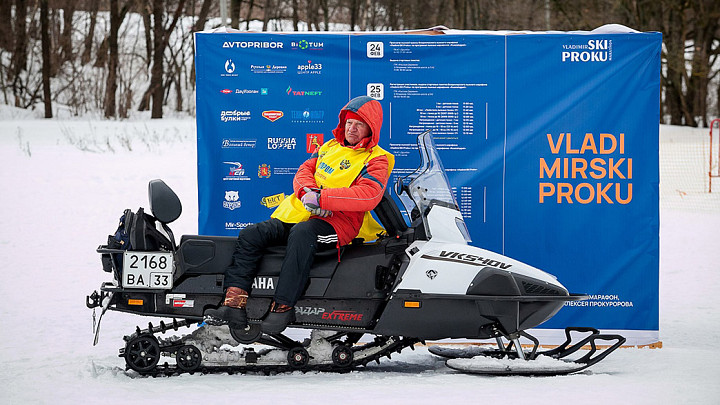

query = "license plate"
[{"left": 122, "top": 251, "right": 174, "bottom": 289}]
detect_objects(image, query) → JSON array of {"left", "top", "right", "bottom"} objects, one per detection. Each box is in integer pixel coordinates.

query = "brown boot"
[
  {"left": 204, "top": 287, "right": 248, "bottom": 327},
  {"left": 261, "top": 301, "right": 296, "bottom": 334}
]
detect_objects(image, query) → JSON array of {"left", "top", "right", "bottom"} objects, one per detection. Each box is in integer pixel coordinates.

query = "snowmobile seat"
[{"left": 177, "top": 235, "right": 339, "bottom": 278}]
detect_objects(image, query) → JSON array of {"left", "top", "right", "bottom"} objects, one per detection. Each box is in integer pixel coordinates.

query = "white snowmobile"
[{"left": 87, "top": 131, "right": 624, "bottom": 376}]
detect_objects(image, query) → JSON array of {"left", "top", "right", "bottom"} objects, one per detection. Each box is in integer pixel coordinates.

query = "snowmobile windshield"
[{"left": 397, "top": 131, "right": 469, "bottom": 241}]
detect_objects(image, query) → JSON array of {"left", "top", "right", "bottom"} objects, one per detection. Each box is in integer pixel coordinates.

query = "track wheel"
[
  {"left": 331, "top": 345, "right": 354, "bottom": 368},
  {"left": 287, "top": 347, "right": 310, "bottom": 370},
  {"left": 124, "top": 334, "right": 161, "bottom": 373},
  {"left": 176, "top": 345, "right": 202, "bottom": 372},
  {"left": 230, "top": 323, "right": 263, "bottom": 344}
]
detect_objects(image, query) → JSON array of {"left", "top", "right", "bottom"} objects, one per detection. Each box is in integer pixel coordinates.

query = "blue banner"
[{"left": 195, "top": 31, "right": 661, "bottom": 341}]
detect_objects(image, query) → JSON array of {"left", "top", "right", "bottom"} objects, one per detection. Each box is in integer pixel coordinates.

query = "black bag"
[
  {"left": 104, "top": 209, "right": 135, "bottom": 272},
  {"left": 104, "top": 208, "right": 173, "bottom": 273},
  {"left": 128, "top": 207, "right": 173, "bottom": 251}
]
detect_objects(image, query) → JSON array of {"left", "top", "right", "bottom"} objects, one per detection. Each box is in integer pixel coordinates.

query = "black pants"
[{"left": 223, "top": 218, "right": 337, "bottom": 307}]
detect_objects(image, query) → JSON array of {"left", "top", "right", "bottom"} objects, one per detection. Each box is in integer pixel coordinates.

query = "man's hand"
[{"left": 301, "top": 187, "right": 332, "bottom": 217}]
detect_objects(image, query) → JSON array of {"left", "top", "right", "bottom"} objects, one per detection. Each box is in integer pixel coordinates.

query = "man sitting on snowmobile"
[{"left": 205, "top": 95, "right": 394, "bottom": 334}]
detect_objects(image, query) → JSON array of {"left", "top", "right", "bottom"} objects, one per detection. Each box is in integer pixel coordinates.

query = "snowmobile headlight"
[{"left": 455, "top": 218, "right": 472, "bottom": 242}]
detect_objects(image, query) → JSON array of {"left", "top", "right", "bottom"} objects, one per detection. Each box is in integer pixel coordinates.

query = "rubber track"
[{"left": 121, "top": 320, "right": 421, "bottom": 377}]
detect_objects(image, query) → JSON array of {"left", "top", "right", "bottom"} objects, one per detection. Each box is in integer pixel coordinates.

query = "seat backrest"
[
  {"left": 373, "top": 190, "right": 408, "bottom": 237},
  {"left": 148, "top": 179, "right": 182, "bottom": 224}
]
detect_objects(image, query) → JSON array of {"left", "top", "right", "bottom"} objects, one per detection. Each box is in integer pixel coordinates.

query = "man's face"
[{"left": 344, "top": 118, "right": 371, "bottom": 145}]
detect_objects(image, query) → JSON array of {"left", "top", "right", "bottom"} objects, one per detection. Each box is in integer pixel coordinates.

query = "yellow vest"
[{"left": 271, "top": 139, "right": 395, "bottom": 242}]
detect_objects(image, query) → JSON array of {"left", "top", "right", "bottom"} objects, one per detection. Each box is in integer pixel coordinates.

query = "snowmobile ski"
[{"left": 440, "top": 327, "right": 626, "bottom": 376}]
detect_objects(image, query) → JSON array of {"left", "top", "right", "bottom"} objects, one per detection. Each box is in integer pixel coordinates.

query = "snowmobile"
[{"left": 86, "top": 130, "right": 625, "bottom": 376}]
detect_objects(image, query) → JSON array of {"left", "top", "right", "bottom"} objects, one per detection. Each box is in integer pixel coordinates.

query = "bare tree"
[
  {"left": 81, "top": 0, "right": 100, "bottom": 65},
  {"left": 105, "top": 0, "right": 120, "bottom": 118},
  {"left": 0, "top": 0, "right": 13, "bottom": 51},
  {"left": 40, "top": 0, "right": 52, "bottom": 118},
  {"left": 137, "top": 0, "right": 187, "bottom": 118},
  {"left": 231, "top": 0, "right": 241, "bottom": 28},
  {"left": 11, "top": 0, "right": 29, "bottom": 107},
  {"left": 57, "top": 0, "right": 75, "bottom": 67}
]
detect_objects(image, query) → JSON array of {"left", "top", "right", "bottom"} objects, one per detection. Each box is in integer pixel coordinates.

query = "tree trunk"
[
  {"left": 58, "top": 1, "right": 75, "bottom": 65},
  {"left": 231, "top": 0, "right": 241, "bottom": 29},
  {"left": 292, "top": 0, "right": 299, "bottom": 31},
  {"left": 0, "top": 0, "right": 13, "bottom": 51},
  {"left": 139, "top": 0, "right": 186, "bottom": 118},
  {"left": 246, "top": 0, "right": 255, "bottom": 29},
  {"left": 40, "top": 0, "right": 52, "bottom": 118},
  {"left": 193, "top": 0, "right": 213, "bottom": 32},
  {"left": 11, "top": 0, "right": 28, "bottom": 76},
  {"left": 141, "top": 1, "right": 153, "bottom": 66},
  {"left": 105, "top": 0, "right": 120, "bottom": 118},
  {"left": 320, "top": 0, "right": 328, "bottom": 30},
  {"left": 150, "top": 0, "right": 165, "bottom": 118},
  {"left": 349, "top": 0, "right": 359, "bottom": 30},
  {"left": 81, "top": 0, "right": 99, "bottom": 65},
  {"left": 262, "top": 0, "right": 272, "bottom": 30}
]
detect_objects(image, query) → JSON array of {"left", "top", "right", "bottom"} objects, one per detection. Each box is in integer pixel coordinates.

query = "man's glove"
[{"left": 301, "top": 187, "right": 332, "bottom": 217}]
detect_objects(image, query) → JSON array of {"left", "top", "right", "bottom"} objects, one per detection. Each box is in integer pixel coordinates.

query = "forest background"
[{"left": 1, "top": 0, "right": 718, "bottom": 127}]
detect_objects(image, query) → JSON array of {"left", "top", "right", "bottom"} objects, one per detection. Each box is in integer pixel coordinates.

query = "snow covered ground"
[{"left": 0, "top": 109, "right": 718, "bottom": 404}]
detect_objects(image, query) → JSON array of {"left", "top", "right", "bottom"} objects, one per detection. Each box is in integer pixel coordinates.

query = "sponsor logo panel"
[
  {"left": 306, "top": 133, "right": 324, "bottom": 153},
  {"left": 561, "top": 39, "right": 612, "bottom": 62},
  {"left": 223, "top": 41, "right": 284, "bottom": 49},
  {"left": 268, "top": 137, "right": 297, "bottom": 150},
  {"left": 251, "top": 64, "right": 288, "bottom": 74},
  {"left": 290, "top": 40, "right": 324, "bottom": 50},
  {"left": 291, "top": 109, "right": 325, "bottom": 123},
  {"left": 225, "top": 222, "right": 254, "bottom": 230},
  {"left": 223, "top": 191, "right": 242, "bottom": 210},
  {"left": 222, "top": 59, "right": 238, "bottom": 77},
  {"left": 262, "top": 110, "right": 284, "bottom": 122},
  {"left": 222, "top": 139, "right": 256, "bottom": 148},
  {"left": 261, "top": 193, "right": 285, "bottom": 208},
  {"left": 221, "top": 110, "right": 251, "bottom": 122},
  {"left": 286, "top": 86, "right": 322, "bottom": 96},
  {"left": 223, "top": 162, "right": 251, "bottom": 181},
  {"left": 297, "top": 60, "right": 323, "bottom": 74},
  {"left": 258, "top": 164, "right": 271, "bottom": 178}
]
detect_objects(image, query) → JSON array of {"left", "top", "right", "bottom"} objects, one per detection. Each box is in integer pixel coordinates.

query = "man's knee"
[
  {"left": 236, "top": 219, "right": 284, "bottom": 249},
  {"left": 287, "top": 221, "right": 317, "bottom": 244}
]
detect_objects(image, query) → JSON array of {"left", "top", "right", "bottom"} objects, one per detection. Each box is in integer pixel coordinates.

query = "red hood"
[{"left": 331, "top": 96, "right": 383, "bottom": 150}]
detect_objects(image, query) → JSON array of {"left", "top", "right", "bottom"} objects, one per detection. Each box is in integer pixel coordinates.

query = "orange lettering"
[
  {"left": 539, "top": 183, "right": 555, "bottom": 203},
  {"left": 609, "top": 158, "right": 626, "bottom": 179},
  {"left": 565, "top": 133, "right": 580, "bottom": 154},
  {"left": 616, "top": 183, "right": 632, "bottom": 204},
  {"left": 600, "top": 133, "right": 617, "bottom": 154},
  {"left": 575, "top": 183, "right": 594, "bottom": 204},
  {"left": 572, "top": 158, "right": 588, "bottom": 179},
  {"left": 540, "top": 158, "right": 560, "bottom": 178},
  {"left": 547, "top": 133, "right": 563, "bottom": 154},
  {"left": 596, "top": 183, "right": 613, "bottom": 203},
  {"left": 589, "top": 158, "right": 606, "bottom": 179},
  {"left": 580, "top": 133, "right": 598, "bottom": 154},
  {"left": 557, "top": 183, "right": 573, "bottom": 203}
]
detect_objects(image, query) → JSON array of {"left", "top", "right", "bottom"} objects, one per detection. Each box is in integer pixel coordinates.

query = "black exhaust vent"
[{"left": 521, "top": 281, "right": 562, "bottom": 296}]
